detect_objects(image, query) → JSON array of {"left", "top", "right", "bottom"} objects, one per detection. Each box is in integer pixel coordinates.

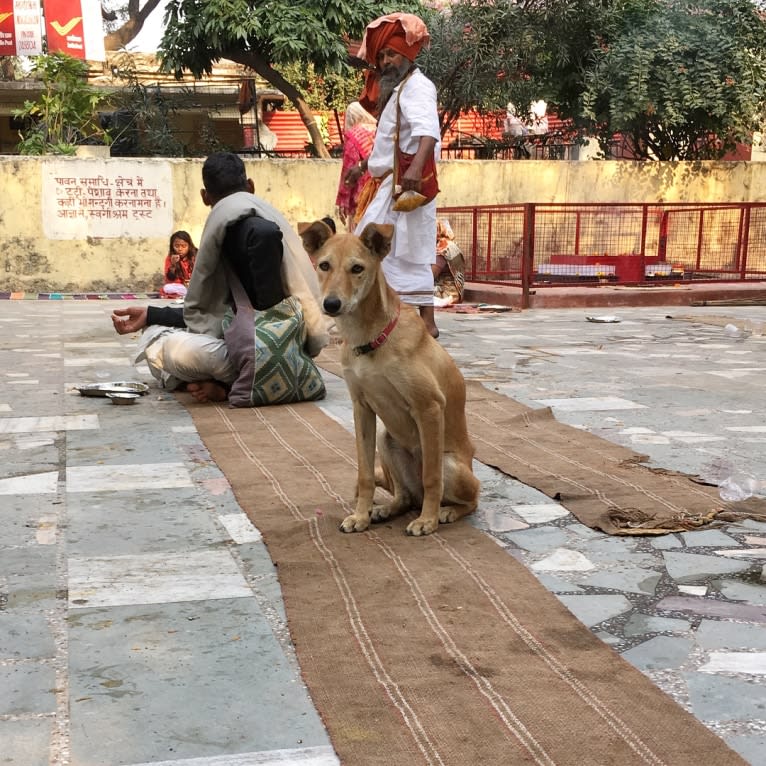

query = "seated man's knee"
[{"left": 162, "top": 332, "right": 233, "bottom": 383}]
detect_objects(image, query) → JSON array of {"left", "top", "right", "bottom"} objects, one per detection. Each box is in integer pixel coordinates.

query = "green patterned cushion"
[{"left": 223, "top": 296, "right": 326, "bottom": 408}]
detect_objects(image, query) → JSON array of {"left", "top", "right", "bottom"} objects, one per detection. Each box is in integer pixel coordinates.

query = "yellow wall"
[{"left": 1, "top": 155, "right": 765, "bottom": 292}]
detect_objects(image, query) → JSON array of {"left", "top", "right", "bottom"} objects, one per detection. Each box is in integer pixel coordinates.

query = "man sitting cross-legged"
[{"left": 112, "top": 152, "right": 329, "bottom": 404}]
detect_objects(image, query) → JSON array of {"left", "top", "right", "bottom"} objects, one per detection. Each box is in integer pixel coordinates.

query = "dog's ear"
[
  {"left": 299, "top": 220, "right": 334, "bottom": 256},
  {"left": 359, "top": 223, "right": 395, "bottom": 261}
]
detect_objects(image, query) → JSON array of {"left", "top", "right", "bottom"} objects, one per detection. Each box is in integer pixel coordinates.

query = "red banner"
[
  {"left": 0, "top": 1, "right": 16, "bottom": 57},
  {"left": 44, "top": 0, "right": 86, "bottom": 58},
  {"left": 43, "top": 0, "right": 104, "bottom": 60}
]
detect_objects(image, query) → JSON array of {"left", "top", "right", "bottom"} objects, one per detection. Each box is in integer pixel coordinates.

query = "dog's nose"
[{"left": 323, "top": 297, "right": 342, "bottom": 316}]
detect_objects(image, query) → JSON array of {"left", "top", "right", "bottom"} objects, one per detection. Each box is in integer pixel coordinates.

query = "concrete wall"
[{"left": 2, "top": 155, "right": 766, "bottom": 292}]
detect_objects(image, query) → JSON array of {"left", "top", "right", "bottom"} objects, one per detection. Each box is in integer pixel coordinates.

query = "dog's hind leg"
[
  {"left": 439, "top": 455, "right": 480, "bottom": 524},
  {"left": 372, "top": 430, "right": 419, "bottom": 523}
]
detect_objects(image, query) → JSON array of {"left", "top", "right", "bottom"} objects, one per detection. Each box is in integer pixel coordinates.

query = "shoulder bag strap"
[
  {"left": 393, "top": 68, "right": 416, "bottom": 192},
  {"left": 222, "top": 259, "right": 252, "bottom": 311}
]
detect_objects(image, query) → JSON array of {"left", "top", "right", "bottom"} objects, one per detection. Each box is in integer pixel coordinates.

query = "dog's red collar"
[{"left": 353, "top": 304, "right": 401, "bottom": 356}]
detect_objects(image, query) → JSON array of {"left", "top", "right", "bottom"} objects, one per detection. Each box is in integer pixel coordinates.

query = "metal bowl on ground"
[
  {"left": 106, "top": 392, "right": 141, "bottom": 405},
  {"left": 77, "top": 381, "right": 149, "bottom": 397}
]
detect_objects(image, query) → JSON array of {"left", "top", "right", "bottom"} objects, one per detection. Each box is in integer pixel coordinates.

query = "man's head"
[
  {"left": 357, "top": 13, "right": 430, "bottom": 112},
  {"left": 376, "top": 47, "right": 413, "bottom": 112},
  {"left": 200, "top": 152, "right": 254, "bottom": 207},
  {"left": 359, "top": 13, "right": 429, "bottom": 68}
]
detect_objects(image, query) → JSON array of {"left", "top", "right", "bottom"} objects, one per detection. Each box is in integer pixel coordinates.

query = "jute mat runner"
[
  {"left": 316, "top": 346, "right": 766, "bottom": 535},
  {"left": 464, "top": 381, "right": 766, "bottom": 534},
  {"left": 186, "top": 399, "right": 744, "bottom": 766}
]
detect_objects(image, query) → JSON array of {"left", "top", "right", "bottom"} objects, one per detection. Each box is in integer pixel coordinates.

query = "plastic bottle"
[
  {"left": 724, "top": 322, "right": 752, "bottom": 339},
  {"left": 719, "top": 472, "right": 762, "bottom": 502}
]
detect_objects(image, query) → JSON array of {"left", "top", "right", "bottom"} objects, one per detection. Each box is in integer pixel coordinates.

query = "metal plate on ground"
[{"left": 77, "top": 381, "right": 150, "bottom": 397}]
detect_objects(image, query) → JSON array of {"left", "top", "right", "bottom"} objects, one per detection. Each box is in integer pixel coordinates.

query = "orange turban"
[{"left": 358, "top": 13, "right": 430, "bottom": 67}]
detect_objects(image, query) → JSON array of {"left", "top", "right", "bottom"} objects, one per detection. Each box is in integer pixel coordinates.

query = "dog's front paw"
[
  {"left": 340, "top": 513, "right": 370, "bottom": 533},
  {"left": 405, "top": 517, "right": 438, "bottom": 536}
]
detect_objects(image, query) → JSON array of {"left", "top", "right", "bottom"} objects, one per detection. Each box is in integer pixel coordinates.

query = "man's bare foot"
[
  {"left": 419, "top": 305, "right": 440, "bottom": 339},
  {"left": 186, "top": 381, "right": 229, "bottom": 403}
]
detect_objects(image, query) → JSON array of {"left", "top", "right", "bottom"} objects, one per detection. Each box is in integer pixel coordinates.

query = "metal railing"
[{"left": 437, "top": 202, "right": 766, "bottom": 306}]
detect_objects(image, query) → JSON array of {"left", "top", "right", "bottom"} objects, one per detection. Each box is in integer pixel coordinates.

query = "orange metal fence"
[{"left": 436, "top": 202, "right": 766, "bottom": 300}]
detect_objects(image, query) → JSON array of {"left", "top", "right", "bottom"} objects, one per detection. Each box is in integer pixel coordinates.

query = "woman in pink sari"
[{"left": 335, "top": 102, "right": 377, "bottom": 229}]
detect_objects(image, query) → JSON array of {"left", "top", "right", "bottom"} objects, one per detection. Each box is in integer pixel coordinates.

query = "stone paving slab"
[{"left": 2, "top": 301, "right": 766, "bottom": 764}]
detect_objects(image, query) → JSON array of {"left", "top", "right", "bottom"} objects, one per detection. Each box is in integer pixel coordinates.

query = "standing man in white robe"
[{"left": 344, "top": 12, "right": 442, "bottom": 338}]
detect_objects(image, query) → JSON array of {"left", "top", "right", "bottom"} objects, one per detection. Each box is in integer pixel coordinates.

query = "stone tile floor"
[{"left": 1, "top": 301, "right": 765, "bottom": 765}]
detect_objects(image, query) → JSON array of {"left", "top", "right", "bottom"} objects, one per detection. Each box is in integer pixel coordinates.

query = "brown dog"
[{"left": 300, "top": 220, "right": 480, "bottom": 536}]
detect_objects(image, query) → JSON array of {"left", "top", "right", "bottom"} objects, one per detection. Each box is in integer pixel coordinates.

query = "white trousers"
[{"left": 135, "top": 326, "right": 238, "bottom": 391}]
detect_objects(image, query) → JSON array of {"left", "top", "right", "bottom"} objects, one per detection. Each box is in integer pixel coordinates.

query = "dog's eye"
[
  {"left": 317, "top": 261, "right": 330, "bottom": 271},
  {"left": 351, "top": 264, "right": 364, "bottom": 274}
]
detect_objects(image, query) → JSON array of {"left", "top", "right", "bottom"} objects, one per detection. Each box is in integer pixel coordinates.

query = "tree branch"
[{"left": 225, "top": 49, "right": 331, "bottom": 159}]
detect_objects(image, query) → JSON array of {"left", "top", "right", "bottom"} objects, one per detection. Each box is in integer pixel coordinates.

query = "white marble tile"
[
  {"left": 707, "top": 369, "right": 766, "bottom": 380},
  {"left": 620, "top": 427, "right": 655, "bottom": 434},
  {"left": 715, "top": 548, "right": 766, "bottom": 558},
  {"left": 14, "top": 435, "right": 55, "bottom": 449},
  {"left": 661, "top": 431, "right": 727, "bottom": 444},
  {"left": 36, "top": 516, "right": 57, "bottom": 545},
  {"left": 511, "top": 503, "right": 570, "bottom": 524},
  {"left": 67, "top": 462, "right": 192, "bottom": 492},
  {"left": 479, "top": 508, "right": 529, "bottom": 532},
  {"left": 219, "top": 512, "right": 263, "bottom": 543},
  {"left": 700, "top": 651, "right": 766, "bottom": 675},
  {"left": 534, "top": 396, "right": 646, "bottom": 411},
  {"left": 125, "top": 746, "right": 340, "bottom": 766},
  {"left": 64, "top": 341, "right": 123, "bottom": 348},
  {"left": 535, "top": 347, "right": 605, "bottom": 356},
  {"left": 0, "top": 471, "right": 58, "bottom": 495},
  {"left": 0, "top": 414, "right": 99, "bottom": 434},
  {"left": 531, "top": 548, "right": 595, "bottom": 572},
  {"left": 68, "top": 548, "right": 252, "bottom": 608},
  {"left": 64, "top": 357, "right": 133, "bottom": 367},
  {"left": 630, "top": 434, "right": 671, "bottom": 445},
  {"left": 678, "top": 585, "right": 707, "bottom": 596}
]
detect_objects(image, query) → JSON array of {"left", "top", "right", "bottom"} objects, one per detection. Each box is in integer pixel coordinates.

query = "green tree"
[
  {"left": 419, "top": 0, "right": 627, "bottom": 136},
  {"left": 582, "top": 0, "right": 766, "bottom": 159},
  {"left": 157, "top": 0, "right": 423, "bottom": 158},
  {"left": 13, "top": 53, "right": 110, "bottom": 155},
  {"left": 276, "top": 61, "right": 364, "bottom": 114},
  {"left": 422, "top": 0, "right": 766, "bottom": 160},
  {"left": 106, "top": 51, "right": 192, "bottom": 157}
]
